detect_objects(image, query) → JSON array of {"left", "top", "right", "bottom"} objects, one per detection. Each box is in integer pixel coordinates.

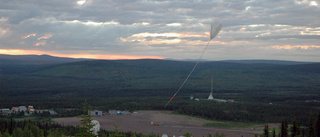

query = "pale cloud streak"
[
  {"left": 37, "top": 33, "right": 53, "bottom": 40},
  {"left": 272, "top": 45, "right": 320, "bottom": 50},
  {"left": 24, "top": 33, "right": 37, "bottom": 39}
]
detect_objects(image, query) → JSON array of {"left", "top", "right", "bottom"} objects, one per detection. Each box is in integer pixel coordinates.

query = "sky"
[{"left": 0, "top": 0, "right": 320, "bottom": 61}]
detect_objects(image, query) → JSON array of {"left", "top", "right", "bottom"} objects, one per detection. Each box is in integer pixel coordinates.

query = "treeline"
[
  {"left": 1, "top": 95, "right": 319, "bottom": 126},
  {"left": 0, "top": 118, "right": 161, "bottom": 137},
  {"left": 171, "top": 99, "right": 315, "bottom": 124},
  {"left": 86, "top": 96, "right": 318, "bottom": 126},
  {"left": 0, "top": 119, "right": 78, "bottom": 136},
  {"left": 260, "top": 110, "right": 320, "bottom": 137}
]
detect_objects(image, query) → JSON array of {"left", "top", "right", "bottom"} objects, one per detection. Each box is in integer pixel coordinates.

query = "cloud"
[
  {"left": 271, "top": 45, "right": 320, "bottom": 50},
  {"left": 0, "top": 0, "right": 319, "bottom": 61},
  {"left": 24, "top": 33, "right": 37, "bottom": 39},
  {"left": 37, "top": 33, "right": 53, "bottom": 40}
]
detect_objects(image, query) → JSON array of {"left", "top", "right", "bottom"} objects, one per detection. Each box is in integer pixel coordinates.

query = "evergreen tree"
[
  {"left": 43, "top": 123, "right": 48, "bottom": 137},
  {"left": 264, "top": 124, "right": 269, "bottom": 137},
  {"left": 213, "top": 132, "right": 225, "bottom": 137},
  {"left": 109, "top": 125, "right": 124, "bottom": 137},
  {"left": 281, "top": 118, "right": 288, "bottom": 137},
  {"left": 183, "top": 132, "right": 192, "bottom": 137},
  {"left": 272, "top": 128, "right": 276, "bottom": 137},
  {"left": 316, "top": 110, "right": 320, "bottom": 137},
  {"left": 24, "top": 123, "right": 42, "bottom": 137},
  {"left": 3, "top": 120, "right": 7, "bottom": 133},
  {"left": 291, "top": 117, "right": 300, "bottom": 137},
  {"left": 75, "top": 100, "right": 96, "bottom": 137},
  {"left": 9, "top": 117, "right": 13, "bottom": 135},
  {"left": 22, "top": 129, "right": 34, "bottom": 137},
  {"left": 2, "top": 132, "right": 11, "bottom": 137},
  {"left": 48, "top": 129, "right": 63, "bottom": 137},
  {"left": 12, "top": 128, "right": 23, "bottom": 137},
  {"left": 309, "top": 112, "right": 315, "bottom": 137}
]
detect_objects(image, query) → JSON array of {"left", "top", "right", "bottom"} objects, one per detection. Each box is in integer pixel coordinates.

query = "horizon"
[
  {"left": 1, "top": 53, "right": 319, "bottom": 63},
  {"left": 0, "top": 0, "right": 320, "bottom": 62}
]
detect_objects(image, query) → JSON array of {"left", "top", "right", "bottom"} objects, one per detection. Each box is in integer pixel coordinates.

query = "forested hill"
[
  {"left": 0, "top": 54, "right": 87, "bottom": 74},
  {"left": 0, "top": 54, "right": 86, "bottom": 65},
  {"left": 1, "top": 55, "right": 320, "bottom": 98}
]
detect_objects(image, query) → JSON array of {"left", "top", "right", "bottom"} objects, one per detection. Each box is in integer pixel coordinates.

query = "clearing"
[{"left": 53, "top": 110, "right": 277, "bottom": 137}]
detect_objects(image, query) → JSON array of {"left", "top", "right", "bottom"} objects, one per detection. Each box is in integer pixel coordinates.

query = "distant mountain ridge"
[
  {"left": 1, "top": 54, "right": 317, "bottom": 65},
  {"left": 0, "top": 54, "right": 87, "bottom": 65},
  {"left": 1, "top": 54, "right": 320, "bottom": 99},
  {"left": 1, "top": 54, "right": 320, "bottom": 74},
  {"left": 222, "top": 60, "right": 314, "bottom": 65}
]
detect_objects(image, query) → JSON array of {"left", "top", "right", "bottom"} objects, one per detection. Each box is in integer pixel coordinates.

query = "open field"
[{"left": 53, "top": 111, "right": 278, "bottom": 137}]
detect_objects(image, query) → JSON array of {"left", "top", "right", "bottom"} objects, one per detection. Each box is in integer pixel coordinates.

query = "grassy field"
[{"left": 203, "top": 121, "right": 260, "bottom": 129}]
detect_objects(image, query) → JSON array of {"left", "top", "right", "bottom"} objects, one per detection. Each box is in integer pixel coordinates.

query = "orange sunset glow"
[{"left": 0, "top": 49, "right": 164, "bottom": 60}]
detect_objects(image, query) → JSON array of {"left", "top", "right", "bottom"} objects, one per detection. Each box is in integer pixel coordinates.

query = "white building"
[
  {"left": 89, "top": 110, "right": 103, "bottom": 116},
  {"left": 11, "top": 106, "right": 27, "bottom": 112}
]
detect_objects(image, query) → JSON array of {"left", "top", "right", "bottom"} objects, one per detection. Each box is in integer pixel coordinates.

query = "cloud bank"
[{"left": 0, "top": 0, "right": 319, "bottom": 61}]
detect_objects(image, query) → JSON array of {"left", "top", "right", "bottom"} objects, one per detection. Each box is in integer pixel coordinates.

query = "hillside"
[
  {"left": 1, "top": 56, "right": 320, "bottom": 98},
  {"left": 0, "top": 54, "right": 86, "bottom": 74}
]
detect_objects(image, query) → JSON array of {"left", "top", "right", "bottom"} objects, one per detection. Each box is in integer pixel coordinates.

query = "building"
[
  {"left": 89, "top": 110, "right": 103, "bottom": 116},
  {"left": 49, "top": 110, "right": 57, "bottom": 115},
  {"left": 0, "top": 108, "right": 10, "bottom": 111},
  {"left": 37, "top": 110, "right": 58, "bottom": 115},
  {"left": 207, "top": 93, "right": 214, "bottom": 100},
  {"left": 27, "top": 106, "right": 35, "bottom": 113},
  {"left": 11, "top": 106, "right": 27, "bottom": 112},
  {"left": 190, "top": 95, "right": 194, "bottom": 100},
  {"left": 213, "top": 98, "right": 227, "bottom": 103},
  {"left": 108, "top": 110, "right": 130, "bottom": 115}
]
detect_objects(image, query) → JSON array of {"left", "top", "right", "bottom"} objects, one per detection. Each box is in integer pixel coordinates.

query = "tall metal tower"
[{"left": 208, "top": 77, "right": 214, "bottom": 100}]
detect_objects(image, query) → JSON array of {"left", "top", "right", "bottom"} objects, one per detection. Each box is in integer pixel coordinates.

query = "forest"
[{"left": 1, "top": 54, "right": 320, "bottom": 136}]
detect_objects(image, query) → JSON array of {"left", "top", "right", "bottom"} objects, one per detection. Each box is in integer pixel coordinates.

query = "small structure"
[
  {"left": 0, "top": 108, "right": 10, "bottom": 115},
  {"left": 36, "top": 110, "right": 57, "bottom": 115},
  {"left": 89, "top": 110, "right": 103, "bottom": 116},
  {"left": 11, "top": 106, "right": 27, "bottom": 112},
  {"left": 207, "top": 77, "right": 235, "bottom": 103},
  {"left": 108, "top": 110, "right": 130, "bottom": 115},
  {"left": 49, "top": 110, "right": 57, "bottom": 115},
  {"left": 108, "top": 110, "right": 118, "bottom": 115},
  {"left": 208, "top": 93, "right": 214, "bottom": 100},
  {"left": 28, "top": 106, "right": 35, "bottom": 113},
  {"left": 227, "top": 99, "right": 235, "bottom": 103},
  {"left": 190, "top": 95, "right": 194, "bottom": 100},
  {"left": 213, "top": 98, "right": 227, "bottom": 103},
  {"left": 90, "top": 120, "right": 100, "bottom": 135},
  {"left": 0, "top": 108, "right": 10, "bottom": 111}
]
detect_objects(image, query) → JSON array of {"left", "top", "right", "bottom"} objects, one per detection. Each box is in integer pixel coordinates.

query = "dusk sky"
[{"left": 0, "top": 0, "right": 319, "bottom": 61}]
